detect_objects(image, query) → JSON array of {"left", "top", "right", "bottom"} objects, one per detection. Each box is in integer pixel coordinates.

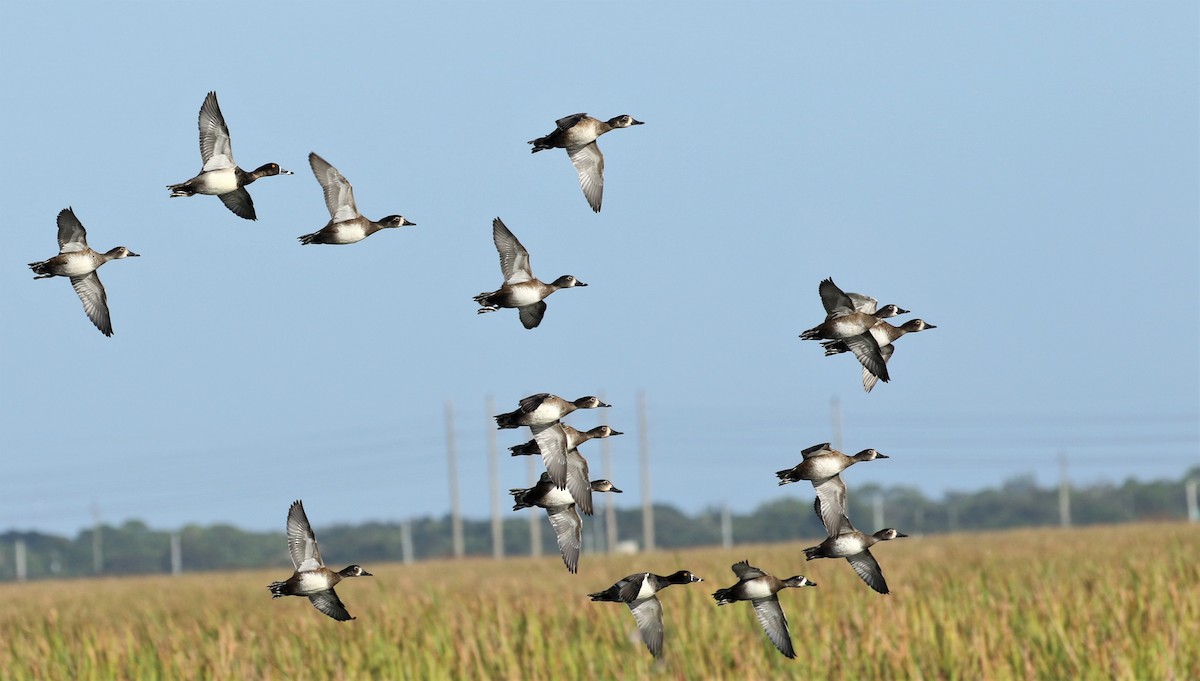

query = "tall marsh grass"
[{"left": 1, "top": 523, "right": 1196, "bottom": 679}]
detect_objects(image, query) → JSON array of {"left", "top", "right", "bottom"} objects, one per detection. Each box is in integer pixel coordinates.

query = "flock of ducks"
[
  {"left": 32, "top": 90, "right": 940, "bottom": 661},
  {"left": 28, "top": 93, "right": 637, "bottom": 335}
]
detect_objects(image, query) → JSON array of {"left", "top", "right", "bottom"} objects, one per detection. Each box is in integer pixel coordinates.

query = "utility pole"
[
  {"left": 400, "top": 520, "right": 414, "bottom": 564},
  {"left": 831, "top": 395, "right": 842, "bottom": 451},
  {"left": 638, "top": 390, "right": 655, "bottom": 552},
  {"left": 873, "top": 493, "right": 884, "bottom": 530},
  {"left": 170, "top": 533, "right": 182, "bottom": 576},
  {"left": 601, "top": 397, "right": 618, "bottom": 553},
  {"left": 445, "top": 401, "right": 464, "bottom": 559},
  {"left": 527, "top": 455, "right": 542, "bottom": 557},
  {"left": 1186, "top": 479, "right": 1198, "bottom": 522},
  {"left": 487, "top": 397, "right": 504, "bottom": 560},
  {"left": 15, "top": 539, "right": 26, "bottom": 582},
  {"left": 1058, "top": 450, "right": 1071, "bottom": 528},
  {"left": 91, "top": 501, "right": 103, "bottom": 574}
]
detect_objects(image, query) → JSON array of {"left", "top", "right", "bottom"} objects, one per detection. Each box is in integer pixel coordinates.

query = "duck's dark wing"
[
  {"left": 516, "top": 393, "right": 550, "bottom": 413},
  {"left": 842, "top": 333, "right": 889, "bottom": 384},
  {"left": 286, "top": 500, "right": 323, "bottom": 572},
  {"left": 198, "top": 91, "right": 235, "bottom": 172},
  {"left": 846, "top": 549, "right": 890, "bottom": 595},
  {"left": 555, "top": 113, "right": 588, "bottom": 129},
  {"left": 308, "top": 589, "right": 354, "bottom": 621},
  {"left": 518, "top": 301, "right": 547, "bottom": 329},
  {"left": 817, "top": 278, "right": 855, "bottom": 318},
  {"left": 862, "top": 344, "right": 894, "bottom": 393},
  {"left": 219, "top": 187, "right": 257, "bottom": 220},
  {"left": 546, "top": 505, "right": 582, "bottom": 574},
  {"left": 616, "top": 573, "right": 647, "bottom": 602},
  {"left": 627, "top": 596, "right": 665, "bottom": 658},
  {"left": 731, "top": 561, "right": 765, "bottom": 580},
  {"left": 799, "top": 442, "right": 834, "bottom": 460},
  {"left": 750, "top": 597, "right": 795, "bottom": 658},
  {"left": 70, "top": 273, "right": 112, "bottom": 337},
  {"left": 56, "top": 207, "right": 89, "bottom": 253}
]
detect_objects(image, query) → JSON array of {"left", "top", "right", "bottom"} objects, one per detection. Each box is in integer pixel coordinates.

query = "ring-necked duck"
[
  {"left": 28, "top": 207, "right": 139, "bottom": 337},
  {"left": 589, "top": 570, "right": 702, "bottom": 659},
  {"left": 712, "top": 560, "right": 816, "bottom": 659},
  {"left": 298, "top": 152, "right": 415, "bottom": 245},
  {"left": 268, "top": 500, "right": 372, "bottom": 621},
  {"left": 167, "top": 91, "right": 292, "bottom": 220},
  {"left": 474, "top": 217, "right": 587, "bottom": 329},
  {"left": 529, "top": 113, "right": 643, "bottom": 213}
]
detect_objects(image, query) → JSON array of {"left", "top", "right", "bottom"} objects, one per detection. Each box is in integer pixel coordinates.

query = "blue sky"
[{"left": 2, "top": 2, "right": 1197, "bottom": 535}]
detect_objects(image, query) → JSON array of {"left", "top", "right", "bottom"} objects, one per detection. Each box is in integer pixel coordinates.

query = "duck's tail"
[
  {"left": 821, "top": 340, "right": 849, "bottom": 355},
  {"left": 166, "top": 182, "right": 195, "bottom": 197},
  {"left": 28, "top": 260, "right": 53, "bottom": 278},
  {"left": 802, "top": 546, "right": 821, "bottom": 561},
  {"left": 509, "top": 441, "right": 539, "bottom": 456},
  {"left": 510, "top": 488, "right": 533, "bottom": 510},
  {"left": 298, "top": 232, "right": 318, "bottom": 245},
  {"left": 494, "top": 411, "right": 518, "bottom": 429},
  {"left": 267, "top": 581, "right": 288, "bottom": 598},
  {"left": 528, "top": 137, "right": 553, "bottom": 153},
  {"left": 799, "top": 326, "right": 824, "bottom": 341},
  {"left": 711, "top": 588, "right": 735, "bottom": 606}
]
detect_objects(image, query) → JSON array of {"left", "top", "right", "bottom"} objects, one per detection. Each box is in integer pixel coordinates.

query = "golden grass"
[{"left": 1, "top": 523, "right": 1197, "bottom": 680}]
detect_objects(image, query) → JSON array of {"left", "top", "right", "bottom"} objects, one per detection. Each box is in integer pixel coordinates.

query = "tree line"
[{"left": 2, "top": 467, "right": 1195, "bottom": 581}]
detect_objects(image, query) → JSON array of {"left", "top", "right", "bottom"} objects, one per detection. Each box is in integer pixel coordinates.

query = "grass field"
[{"left": 2, "top": 523, "right": 1196, "bottom": 680}]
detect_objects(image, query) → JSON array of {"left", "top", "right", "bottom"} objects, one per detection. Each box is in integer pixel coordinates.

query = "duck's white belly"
[
  {"left": 829, "top": 535, "right": 867, "bottom": 557},
  {"left": 57, "top": 254, "right": 99, "bottom": 277},
  {"left": 508, "top": 284, "right": 547, "bottom": 307},
  {"left": 740, "top": 580, "right": 775, "bottom": 600},
  {"left": 295, "top": 572, "right": 332, "bottom": 595},
  {"left": 193, "top": 169, "right": 240, "bottom": 195},
  {"left": 541, "top": 487, "right": 574, "bottom": 507},
  {"left": 326, "top": 221, "right": 369, "bottom": 243}
]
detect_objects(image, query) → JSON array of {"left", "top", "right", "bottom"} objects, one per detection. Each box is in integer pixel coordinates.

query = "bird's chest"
[{"left": 295, "top": 571, "right": 334, "bottom": 595}]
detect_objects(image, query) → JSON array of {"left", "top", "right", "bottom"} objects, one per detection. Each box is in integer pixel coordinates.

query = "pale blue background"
[{"left": 2, "top": 2, "right": 1196, "bottom": 534}]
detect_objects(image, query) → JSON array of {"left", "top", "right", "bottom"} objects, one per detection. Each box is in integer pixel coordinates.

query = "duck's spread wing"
[
  {"left": 518, "top": 301, "right": 547, "bottom": 329},
  {"left": 731, "top": 561, "right": 765, "bottom": 580},
  {"left": 56, "top": 208, "right": 89, "bottom": 253},
  {"left": 751, "top": 597, "right": 795, "bottom": 658},
  {"left": 567, "top": 142, "right": 604, "bottom": 212},
  {"left": 862, "top": 344, "right": 894, "bottom": 393},
  {"left": 219, "top": 187, "right": 257, "bottom": 220},
  {"left": 811, "top": 476, "right": 847, "bottom": 536},
  {"left": 847, "top": 549, "right": 890, "bottom": 594},
  {"left": 555, "top": 113, "right": 588, "bottom": 129},
  {"left": 842, "top": 333, "right": 889, "bottom": 384},
  {"left": 198, "top": 91, "right": 235, "bottom": 171},
  {"left": 286, "top": 500, "right": 323, "bottom": 571},
  {"left": 308, "top": 589, "right": 354, "bottom": 621},
  {"left": 532, "top": 423, "right": 569, "bottom": 489},
  {"left": 492, "top": 217, "right": 532, "bottom": 284},
  {"left": 70, "top": 272, "right": 111, "bottom": 336},
  {"left": 309, "top": 152, "right": 359, "bottom": 222},
  {"left": 800, "top": 442, "right": 834, "bottom": 460},
  {"left": 546, "top": 505, "right": 582, "bottom": 574},
  {"left": 566, "top": 450, "right": 593, "bottom": 515},
  {"left": 818, "top": 278, "right": 855, "bottom": 318},
  {"left": 628, "top": 597, "right": 665, "bottom": 658}
]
